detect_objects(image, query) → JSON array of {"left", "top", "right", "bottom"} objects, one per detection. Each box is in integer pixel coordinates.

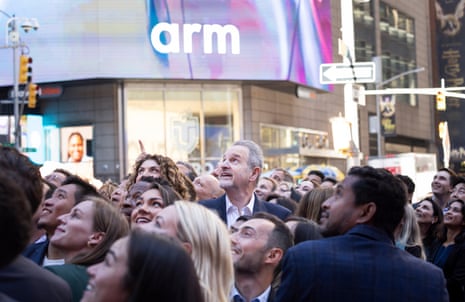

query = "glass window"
[
  {"left": 260, "top": 124, "right": 332, "bottom": 171},
  {"left": 125, "top": 83, "right": 240, "bottom": 175},
  {"left": 380, "top": 2, "right": 417, "bottom": 106}
]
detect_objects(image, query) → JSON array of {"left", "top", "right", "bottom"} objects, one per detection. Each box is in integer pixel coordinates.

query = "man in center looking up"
[{"left": 199, "top": 140, "right": 291, "bottom": 227}]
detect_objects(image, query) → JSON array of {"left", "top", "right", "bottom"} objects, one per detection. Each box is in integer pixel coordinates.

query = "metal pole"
[
  {"left": 341, "top": 0, "right": 360, "bottom": 168},
  {"left": 3, "top": 13, "right": 38, "bottom": 151},
  {"left": 376, "top": 92, "right": 382, "bottom": 156},
  {"left": 10, "top": 19, "right": 21, "bottom": 150}
]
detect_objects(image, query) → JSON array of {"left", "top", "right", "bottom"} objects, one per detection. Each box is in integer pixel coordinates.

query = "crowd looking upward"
[{"left": 2, "top": 140, "right": 464, "bottom": 301}]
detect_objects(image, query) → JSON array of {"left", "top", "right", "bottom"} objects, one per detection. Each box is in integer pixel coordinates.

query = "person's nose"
[
  {"left": 122, "top": 197, "right": 135, "bottom": 209},
  {"left": 230, "top": 231, "right": 239, "bottom": 244},
  {"left": 219, "top": 159, "right": 230, "bottom": 169},
  {"left": 57, "top": 213, "right": 68, "bottom": 224},
  {"left": 138, "top": 202, "right": 150, "bottom": 214},
  {"left": 43, "top": 197, "right": 54, "bottom": 207},
  {"left": 321, "top": 196, "right": 333, "bottom": 210}
]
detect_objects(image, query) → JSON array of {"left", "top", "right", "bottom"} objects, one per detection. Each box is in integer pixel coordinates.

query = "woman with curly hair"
[{"left": 127, "top": 154, "right": 196, "bottom": 201}]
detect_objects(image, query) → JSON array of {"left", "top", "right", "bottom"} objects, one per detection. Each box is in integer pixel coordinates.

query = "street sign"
[
  {"left": 8, "top": 88, "right": 28, "bottom": 99},
  {"left": 320, "top": 62, "right": 376, "bottom": 84}
]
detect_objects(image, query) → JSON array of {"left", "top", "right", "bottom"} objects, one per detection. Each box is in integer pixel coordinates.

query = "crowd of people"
[{"left": 1, "top": 139, "right": 464, "bottom": 301}]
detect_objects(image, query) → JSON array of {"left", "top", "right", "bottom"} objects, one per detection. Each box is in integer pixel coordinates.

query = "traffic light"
[
  {"left": 436, "top": 90, "right": 446, "bottom": 111},
  {"left": 18, "top": 55, "right": 32, "bottom": 84},
  {"left": 28, "top": 84, "right": 39, "bottom": 108}
]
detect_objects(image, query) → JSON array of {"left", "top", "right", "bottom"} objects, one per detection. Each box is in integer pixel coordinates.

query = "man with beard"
[
  {"left": 275, "top": 166, "right": 449, "bottom": 302},
  {"left": 199, "top": 140, "right": 291, "bottom": 227},
  {"left": 230, "top": 212, "right": 293, "bottom": 302}
]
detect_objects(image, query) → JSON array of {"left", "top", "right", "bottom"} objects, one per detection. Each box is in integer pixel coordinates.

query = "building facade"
[{"left": 0, "top": 0, "right": 437, "bottom": 181}]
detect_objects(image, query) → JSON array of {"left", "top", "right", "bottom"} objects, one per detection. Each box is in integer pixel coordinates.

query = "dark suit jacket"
[
  {"left": 430, "top": 240, "right": 465, "bottom": 302},
  {"left": 0, "top": 256, "right": 72, "bottom": 302},
  {"left": 22, "top": 239, "right": 48, "bottom": 265},
  {"left": 274, "top": 225, "right": 449, "bottom": 302},
  {"left": 199, "top": 193, "right": 291, "bottom": 224},
  {"left": 232, "top": 285, "right": 277, "bottom": 302}
]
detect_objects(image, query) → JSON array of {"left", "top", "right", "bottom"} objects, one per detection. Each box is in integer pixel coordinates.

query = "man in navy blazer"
[
  {"left": 199, "top": 140, "right": 291, "bottom": 227},
  {"left": 275, "top": 166, "right": 449, "bottom": 302},
  {"left": 0, "top": 146, "right": 72, "bottom": 302}
]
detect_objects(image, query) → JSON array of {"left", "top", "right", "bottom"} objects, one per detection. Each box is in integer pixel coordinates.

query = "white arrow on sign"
[{"left": 320, "top": 62, "right": 376, "bottom": 84}]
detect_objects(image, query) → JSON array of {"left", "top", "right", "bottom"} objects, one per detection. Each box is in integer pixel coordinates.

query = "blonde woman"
[
  {"left": 296, "top": 187, "right": 334, "bottom": 223},
  {"left": 395, "top": 204, "right": 426, "bottom": 259},
  {"left": 150, "top": 201, "right": 234, "bottom": 302}
]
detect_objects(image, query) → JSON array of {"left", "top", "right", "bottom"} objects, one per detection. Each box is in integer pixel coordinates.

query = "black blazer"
[
  {"left": 22, "top": 239, "right": 48, "bottom": 265},
  {"left": 430, "top": 240, "right": 465, "bottom": 302},
  {"left": 199, "top": 193, "right": 291, "bottom": 224},
  {"left": 0, "top": 256, "right": 72, "bottom": 302}
]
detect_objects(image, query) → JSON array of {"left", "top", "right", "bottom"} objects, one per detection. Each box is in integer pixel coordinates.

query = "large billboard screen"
[{"left": 0, "top": 0, "right": 332, "bottom": 90}]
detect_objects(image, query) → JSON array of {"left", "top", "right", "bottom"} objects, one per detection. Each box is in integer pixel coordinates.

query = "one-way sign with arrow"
[{"left": 320, "top": 62, "right": 376, "bottom": 84}]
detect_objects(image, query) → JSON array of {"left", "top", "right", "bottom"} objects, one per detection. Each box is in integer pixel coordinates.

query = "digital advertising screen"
[
  {"left": 0, "top": 0, "right": 332, "bottom": 90},
  {"left": 60, "top": 125, "right": 93, "bottom": 163}
]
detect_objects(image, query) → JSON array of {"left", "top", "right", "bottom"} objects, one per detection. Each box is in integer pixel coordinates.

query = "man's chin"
[
  {"left": 219, "top": 181, "right": 232, "bottom": 189},
  {"left": 320, "top": 225, "right": 338, "bottom": 238}
]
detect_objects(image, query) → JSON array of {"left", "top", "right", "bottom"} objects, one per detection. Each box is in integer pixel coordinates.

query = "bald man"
[{"left": 193, "top": 174, "right": 224, "bottom": 201}]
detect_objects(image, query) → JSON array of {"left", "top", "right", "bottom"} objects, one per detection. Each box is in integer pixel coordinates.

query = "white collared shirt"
[
  {"left": 226, "top": 194, "right": 255, "bottom": 228},
  {"left": 230, "top": 285, "right": 271, "bottom": 302},
  {"left": 42, "top": 256, "right": 65, "bottom": 267}
]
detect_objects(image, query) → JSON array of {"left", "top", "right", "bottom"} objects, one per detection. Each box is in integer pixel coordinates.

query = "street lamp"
[
  {"left": 375, "top": 66, "right": 425, "bottom": 156},
  {"left": 330, "top": 113, "right": 352, "bottom": 153},
  {"left": 1, "top": 10, "right": 39, "bottom": 150}
]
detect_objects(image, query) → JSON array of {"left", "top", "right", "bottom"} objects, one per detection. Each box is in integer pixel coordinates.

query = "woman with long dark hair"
[
  {"left": 82, "top": 229, "right": 203, "bottom": 302},
  {"left": 415, "top": 197, "right": 443, "bottom": 259},
  {"left": 429, "top": 199, "right": 465, "bottom": 302}
]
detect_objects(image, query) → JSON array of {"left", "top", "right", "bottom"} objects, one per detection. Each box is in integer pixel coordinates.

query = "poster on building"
[
  {"left": 435, "top": 0, "right": 465, "bottom": 170},
  {"left": 380, "top": 94, "right": 396, "bottom": 137},
  {"left": 60, "top": 125, "right": 94, "bottom": 181}
]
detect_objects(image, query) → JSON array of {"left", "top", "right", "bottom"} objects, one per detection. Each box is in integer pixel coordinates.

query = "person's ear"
[
  {"left": 264, "top": 247, "right": 284, "bottom": 265},
  {"left": 356, "top": 202, "right": 376, "bottom": 224},
  {"left": 181, "top": 242, "right": 193, "bottom": 255},
  {"left": 249, "top": 167, "right": 260, "bottom": 183},
  {"left": 87, "top": 232, "right": 105, "bottom": 248}
]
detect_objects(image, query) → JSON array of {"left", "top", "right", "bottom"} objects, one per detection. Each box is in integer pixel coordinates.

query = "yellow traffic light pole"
[{"left": 1, "top": 11, "right": 39, "bottom": 150}]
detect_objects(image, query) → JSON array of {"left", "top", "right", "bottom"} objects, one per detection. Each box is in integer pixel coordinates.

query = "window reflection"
[{"left": 125, "top": 84, "right": 240, "bottom": 175}]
